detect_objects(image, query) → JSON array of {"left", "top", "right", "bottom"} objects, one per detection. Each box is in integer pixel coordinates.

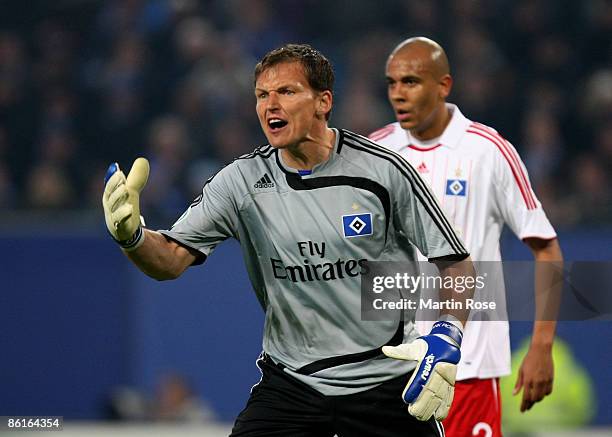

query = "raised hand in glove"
[
  {"left": 102, "top": 157, "right": 150, "bottom": 251},
  {"left": 383, "top": 320, "right": 463, "bottom": 421}
]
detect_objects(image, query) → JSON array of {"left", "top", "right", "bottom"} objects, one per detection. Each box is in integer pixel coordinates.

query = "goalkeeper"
[{"left": 103, "top": 44, "right": 475, "bottom": 436}]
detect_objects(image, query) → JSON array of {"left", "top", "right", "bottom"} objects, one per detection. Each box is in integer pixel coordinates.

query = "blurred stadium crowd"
[{"left": 0, "top": 0, "right": 611, "bottom": 228}]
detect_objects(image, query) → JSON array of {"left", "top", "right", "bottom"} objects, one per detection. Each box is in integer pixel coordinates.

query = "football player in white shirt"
[{"left": 370, "top": 37, "right": 564, "bottom": 437}]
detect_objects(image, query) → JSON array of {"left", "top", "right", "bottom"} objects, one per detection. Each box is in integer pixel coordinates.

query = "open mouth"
[
  {"left": 268, "top": 118, "right": 288, "bottom": 132},
  {"left": 395, "top": 109, "right": 411, "bottom": 121}
]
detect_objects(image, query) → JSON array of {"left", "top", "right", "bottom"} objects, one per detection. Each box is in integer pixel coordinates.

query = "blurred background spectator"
[
  {"left": 107, "top": 372, "right": 216, "bottom": 423},
  {"left": 0, "top": 0, "right": 610, "bottom": 229}
]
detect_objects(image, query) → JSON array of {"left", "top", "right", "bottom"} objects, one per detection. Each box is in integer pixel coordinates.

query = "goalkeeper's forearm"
[
  {"left": 436, "top": 256, "right": 476, "bottom": 326},
  {"left": 124, "top": 229, "right": 197, "bottom": 281}
]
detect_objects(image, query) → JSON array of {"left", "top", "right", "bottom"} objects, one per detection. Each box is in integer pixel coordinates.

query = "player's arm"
[
  {"left": 487, "top": 134, "right": 564, "bottom": 412},
  {"left": 514, "top": 237, "right": 563, "bottom": 412},
  {"left": 383, "top": 255, "right": 474, "bottom": 421},
  {"left": 381, "top": 158, "right": 475, "bottom": 421},
  {"left": 102, "top": 158, "right": 199, "bottom": 280}
]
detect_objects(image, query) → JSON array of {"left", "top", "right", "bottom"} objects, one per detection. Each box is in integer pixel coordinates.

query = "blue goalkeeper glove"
[
  {"left": 102, "top": 158, "right": 150, "bottom": 251},
  {"left": 382, "top": 320, "right": 463, "bottom": 421}
]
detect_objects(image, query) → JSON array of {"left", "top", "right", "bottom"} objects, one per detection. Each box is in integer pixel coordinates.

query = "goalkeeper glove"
[
  {"left": 382, "top": 320, "right": 463, "bottom": 421},
  {"left": 102, "top": 157, "right": 150, "bottom": 251}
]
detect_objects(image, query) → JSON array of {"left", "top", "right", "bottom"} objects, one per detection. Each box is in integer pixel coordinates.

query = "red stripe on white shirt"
[
  {"left": 466, "top": 127, "right": 537, "bottom": 210},
  {"left": 368, "top": 124, "right": 395, "bottom": 142},
  {"left": 470, "top": 123, "right": 537, "bottom": 209}
]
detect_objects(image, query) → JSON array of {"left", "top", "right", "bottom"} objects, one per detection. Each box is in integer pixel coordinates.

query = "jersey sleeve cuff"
[
  {"left": 158, "top": 230, "right": 208, "bottom": 265},
  {"left": 428, "top": 252, "right": 470, "bottom": 263}
]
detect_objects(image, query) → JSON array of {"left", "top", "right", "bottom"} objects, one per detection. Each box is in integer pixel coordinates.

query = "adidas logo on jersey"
[
  {"left": 417, "top": 162, "right": 428, "bottom": 173},
  {"left": 254, "top": 173, "right": 275, "bottom": 189}
]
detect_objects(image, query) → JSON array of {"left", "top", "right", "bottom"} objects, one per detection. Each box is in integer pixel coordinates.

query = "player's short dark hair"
[{"left": 254, "top": 43, "right": 335, "bottom": 94}]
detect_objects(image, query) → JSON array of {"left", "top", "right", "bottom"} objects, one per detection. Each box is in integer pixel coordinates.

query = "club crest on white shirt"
[{"left": 445, "top": 179, "right": 467, "bottom": 197}]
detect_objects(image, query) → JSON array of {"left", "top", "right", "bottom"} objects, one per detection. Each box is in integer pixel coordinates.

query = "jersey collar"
[{"left": 399, "top": 103, "right": 471, "bottom": 152}]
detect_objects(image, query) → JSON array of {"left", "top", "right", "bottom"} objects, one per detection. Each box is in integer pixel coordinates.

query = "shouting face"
[{"left": 255, "top": 61, "right": 330, "bottom": 149}]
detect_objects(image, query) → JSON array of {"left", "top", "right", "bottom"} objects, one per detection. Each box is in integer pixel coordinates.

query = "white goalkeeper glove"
[
  {"left": 382, "top": 320, "right": 463, "bottom": 421},
  {"left": 102, "top": 157, "right": 150, "bottom": 251}
]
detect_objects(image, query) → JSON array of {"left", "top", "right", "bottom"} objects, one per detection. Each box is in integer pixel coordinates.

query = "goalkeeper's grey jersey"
[{"left": 161, "top": 129, "right": 468, "bottom": 395}]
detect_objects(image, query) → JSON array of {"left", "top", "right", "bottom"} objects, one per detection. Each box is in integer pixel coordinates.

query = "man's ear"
[
  {"left": 439, "top": 74, "right": 453, "bottom": 100},
  {"left": 317, "top": 90, "right": 333, "bottom": 119}
]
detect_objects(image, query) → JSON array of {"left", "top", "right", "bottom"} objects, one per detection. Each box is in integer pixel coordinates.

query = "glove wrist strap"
[
  {"left": 431, "top": 321, "right": 463, "bottom": 347},
  {"left": 116, "top": 226, "right": 145, "bottom": 251}
]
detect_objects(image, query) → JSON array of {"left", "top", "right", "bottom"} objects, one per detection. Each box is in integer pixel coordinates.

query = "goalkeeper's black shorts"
[{"left": 230, "top": 353, "right": 444, "bottom": 437}]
